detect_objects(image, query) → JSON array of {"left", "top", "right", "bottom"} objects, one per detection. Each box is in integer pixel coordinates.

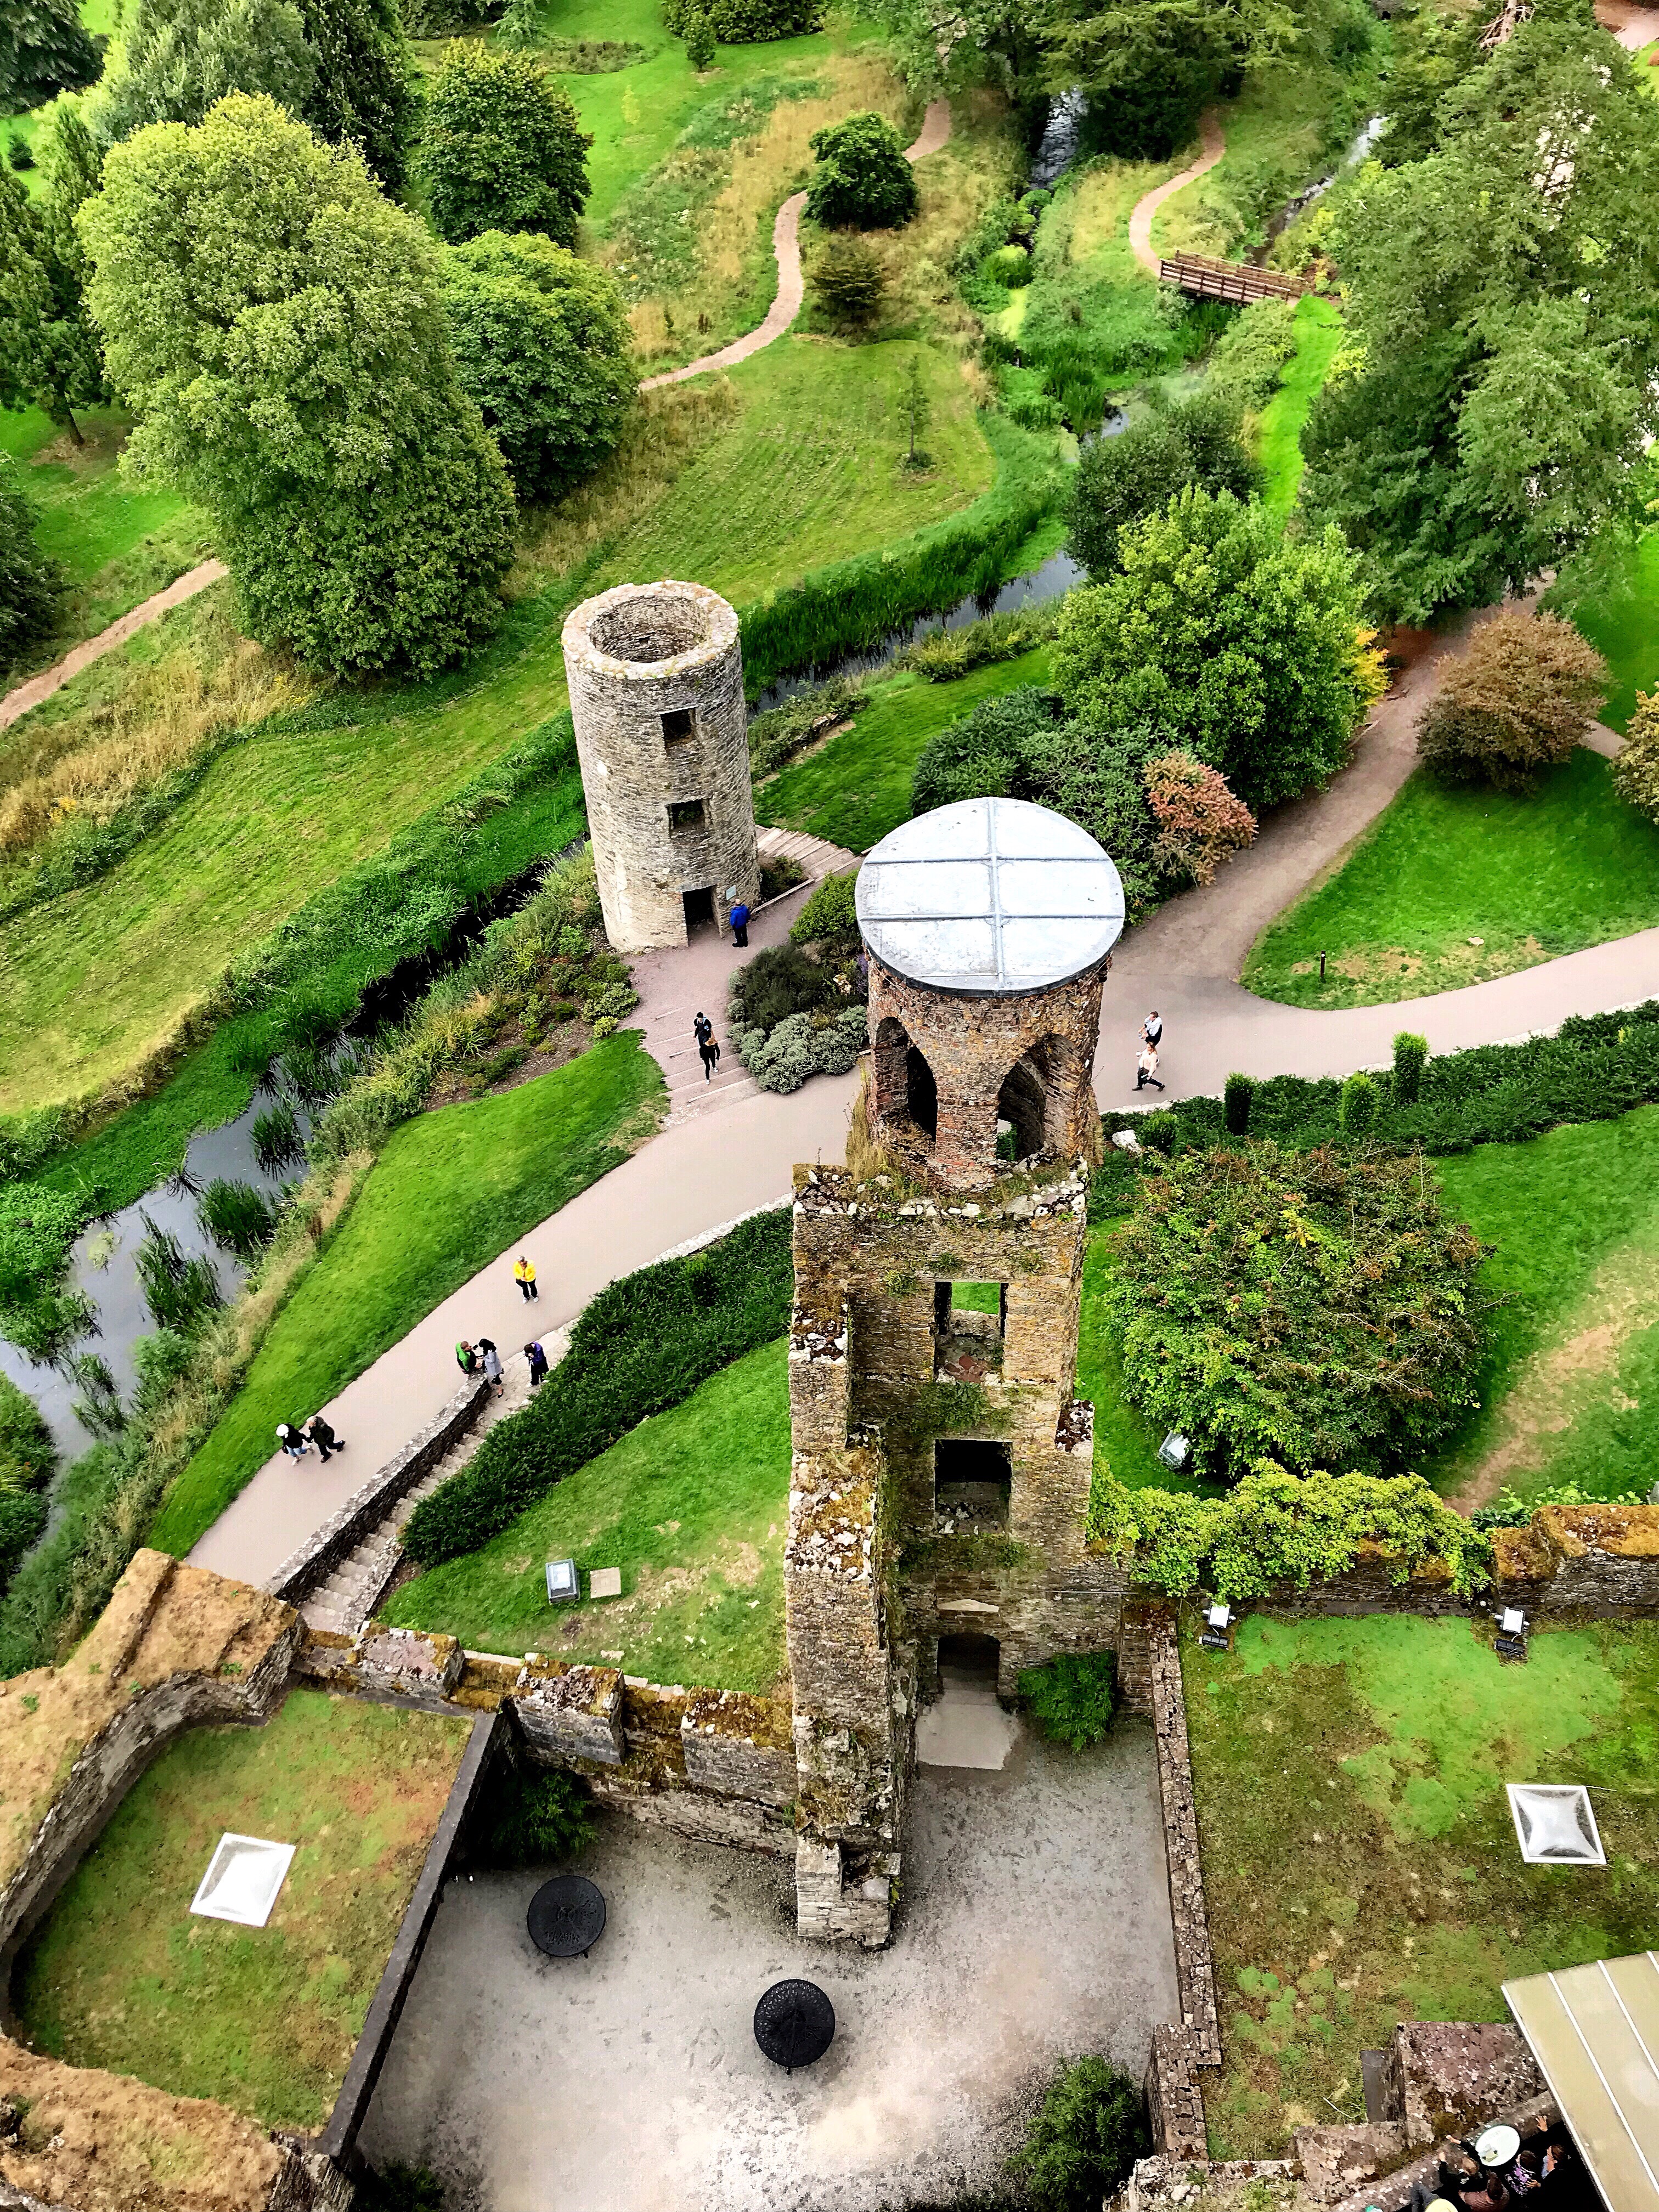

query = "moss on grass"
[
  {"left": 13, "top": 1689, "right": 471, "bottom": 2132},
  {"left": 1243, "top": 749, "right": 1659, "bottom": 1009},
  {"left": 1187, "top": 1612, "right": 1659, "bottom": 2158},
  {"left": 150, "top": 1032, "right": 664, "bottom": 1558},
  {"left": 386, "top": 1335, "right": 791, "bottom": 1691}
]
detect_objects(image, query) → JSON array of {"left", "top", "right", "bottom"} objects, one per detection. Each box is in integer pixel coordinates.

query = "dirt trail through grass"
[{"left": 0, "top": 559, "right": 227, "bottom": 733}]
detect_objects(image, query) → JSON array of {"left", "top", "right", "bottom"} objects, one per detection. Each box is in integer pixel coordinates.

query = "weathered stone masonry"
[{"left": 562, "top": 579, "right": 759, "bottom": 953}]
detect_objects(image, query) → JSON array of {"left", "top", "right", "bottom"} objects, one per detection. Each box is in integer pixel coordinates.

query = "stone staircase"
[
  {"left": 298, "top": 1346, "right": 552, "bottom": 1637},
  {"left": 755, "top": 822, "right": 859, "bottom": 887}
]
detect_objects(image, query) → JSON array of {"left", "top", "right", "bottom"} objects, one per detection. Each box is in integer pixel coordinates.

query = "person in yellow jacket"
[{"left": 513, "top": 1254, "right": 538, "bottom": 1302}]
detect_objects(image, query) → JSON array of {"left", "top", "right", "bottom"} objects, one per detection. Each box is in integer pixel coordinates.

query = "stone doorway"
[
  {"left": 917, "top": 1632, "right": 1020, "bottom": 1770},
  {"left": 681, "top": 884, "right": 715, "bottom": 935}
]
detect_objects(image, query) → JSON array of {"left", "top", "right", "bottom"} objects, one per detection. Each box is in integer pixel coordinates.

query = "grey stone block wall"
[
  {"left": 514, "top": 1663, "right": 627, "bottom": 1765},
  {"left": 562, "top": 579, "right": 759, "bottom": 953}
]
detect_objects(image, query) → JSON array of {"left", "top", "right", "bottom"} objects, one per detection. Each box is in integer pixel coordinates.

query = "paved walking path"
[
  {"left": 0, "top": 558, "right": 227, "bottom": 733},
  {"left": 1128, "top": 112, "right": 1227, "bottom": 276},
  {"left": 1596, "top": 0, "right": 1659, "bottom": 48},
  {"left": 639, "top": 99, "right": 953, "bottom": 392}
]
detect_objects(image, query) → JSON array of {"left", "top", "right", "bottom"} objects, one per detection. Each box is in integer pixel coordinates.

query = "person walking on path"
[
  {"left": 1135, "top": 1041, "right": 1165, "bottom": 1092},
  {"left": 1141, "top": 1009, "right": 1163, "bottom": 1052},
  {"left": 692, "top": 1011, "right": 712, "bottom": 1050},
  {"left": 729, "top": 897, "right": 750, "bottom": 948},
  {"left": 276, "top": 1420, "right": 310, "bottom": 1461},
  {"left": 699, "top": 1026, "right": 721, "bottom": 1081},
  {"left": 478, "top": 1336, "right": 504, "bottom": 1395},
  {"left": 456, "top": 1340, "right": 478, "bottom": 1377},
  {"left": 526, "top": 1339, "right": 549, "bottom": 1387},
  {"left": 305, "top": 1413, "right": 343, "bottom": 1462},
  {"left": 513, "top": 1254, "right": 538, "bottom": 1302}
]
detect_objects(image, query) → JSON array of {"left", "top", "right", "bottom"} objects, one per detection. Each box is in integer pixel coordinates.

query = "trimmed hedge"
[{"left": 403, "top": 1208, "right": 793, "bottom": 1565}]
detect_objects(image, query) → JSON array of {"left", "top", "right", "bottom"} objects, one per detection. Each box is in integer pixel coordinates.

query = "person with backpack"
[{"left": 526, "top": 1339, "right": 549, "bottom": 1387}]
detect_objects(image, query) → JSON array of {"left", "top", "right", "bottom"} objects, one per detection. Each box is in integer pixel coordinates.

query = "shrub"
[
  {"left": 197, "top": 1179, "right": 280, "bottom": 1257},
  {"left": 134, "top": 1215, "right": 223, "bottom": 1334},
  {"left": 789, "top": 867, "right": 860, "bottom": 952},
  {"left": 1052, "top": 488, "right": 1372, "bottom": 812},
  {"left": 661, "top": 0, "right": 820, "bottom": 38},
  {"left": 898, "top": 603, "right": 1060, "bottom": 681},
  {"left": 0, "top": 455, "right": 62, "bottom": 678},
  {"left": 438, "top": 230, "right": 634, "bottom": 499},
  {"left": 1610, "top": 689, "right": 1659, "bottom": 824},
  {"left": 404, "top": 1210, "right": 793, "bottom": 1563},
  {"left": 0, "top": 1373, "right": 57, "bottom": 1596},
  {"left": 1105, "top": 1143, "right": 1492, "bottom": 1479},
  {"left": 736, "top": 1004, "right": 867, "bottom": 1091},
  {"left": 483, "top": 1765, "right": 596, "bottom": 1865},
  {"left": 1142, "top": 748, "right": 1255, "bottom": 886},
  {"left": 251, "top": 1099, "right": 304, "bottom": 1174},
  {"left": 1339, "top": 1069, "right": 1377, "bottom": 1138},
  {"left": 748, "top": 677, "right": 868, "bottom": 780},
  {"left": 807, "top": 232, "right": 887, "bottom": 328},
  {"left": 416, "top": 43, "right": 592, "bottom": 246},
  {"left": 1415, "top": 607, "right": 1610, "bottom": 791},
  {"left": 1017, "top": 1651, "right": 1115, "bottom": 1750},
  {"left": 985, "top": 242, "right": 1030, "bottom": 287},
  {"left": 1204, "top": 294, "right": 1300, "bottom": 412},
  {"left": 684, "top": 8, "right": 715, "bottom": 66},
  {"left": 1392, "top": 1030, "right": 1427, "bottom": 1105},
  {"left": 0, "top": 1182, "right": 92, "bottom": 1359},
  {"left": 758, "top": 853, "right": 805, "bottom": 901},
  {"left": 1007, "top": 2056, "right": 1148, "bottom": 2212},
  {"left": 804, "top": 112, "right": 918, "bottom": 230},
  {"left": 1065, "top": 394, "right": 1258, "bottom": 579},
  {"left": 1223, "top": 1070, "right": 1252, "bottom": 1136},
  {"left": 730, "top": 943, "right": 836, "bottom": 1037}
]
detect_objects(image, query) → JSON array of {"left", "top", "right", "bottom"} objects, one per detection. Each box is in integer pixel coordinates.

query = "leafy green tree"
[
  {"left": 295, "top": 0, "right": 416, "bottom": 191},
  {"left": 1066, "top": 392, "right": 1257, "bottom": 575},
  {"left": 1416, "top": 605, "right": 1609, "bottom": 789},
  {"left": 437, "top": 229, "right": 633, "bottom": 497},
  {"left": 1611, "top": 691, "right": 1659, "bottom": 827},
  {"left": 0, "top": 0, "right": 101, "bottom": 114},
  {"left": 807, "top": 231, "right": 887, "bottom": 326},
  {"left": 804, "top": 111, "right": 918, "bottom": 229},
  {"left": 1052, "top": 486, "right": 1369, "bottom": 811},
  {"left": 1301, "top": 5, "right": 1659, "bottom": 625},
  {"left": 496, "top": 0, "right": 542, "bottom": 44},
  {"left": 416, "top": 43, "right": 592, "bottom": 246},
  {"left": 0, "top": 456, "right": 63, "bottom": 676},
  {"left": 80, "top": 92, "right": 516, "bottom": 675},
  {"left": 1378, "top": 0, "right": 1484, "bottom": 166},
  {"left": 867, "top": 0, "right": 1051, "bottom": 110},
  {"left": 87, "top": 0, "right": 318, "bottom": 143},
  {"left": 0, "top": 156, "right": 106, "bottom": 442}
]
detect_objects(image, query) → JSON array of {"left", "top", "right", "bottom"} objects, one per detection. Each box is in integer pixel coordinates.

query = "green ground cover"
[
  {"left": 1427, "top": 1105, "right": 1659, "bottom": 1509},
  {"left": 13, "top": 1689, "right": 470, "bottom": 2131},
  {"left": 1187, "top": 1612, "right": 1659, "bottom": 2158},
  {"left": 1552, "top": 525, "right": 1659, "bottom": 733},
  {"left": 756, "top": 646, "right": 1052, "bottom": 853},
  {"left": 1242, "top": 748, "right": 1659, "bottom": 1008},
  {"left": 149, "top": 1031, "right": 663, "bottom": 1557},
  {"left": 1256, "top": 295, "right": 1343, "bottom": 515},
  {"left": 0, "top": 406, "right": 210, "bottom": 667},
  {"left": 386, "top": 1334, "right": 791, "bottom": 1691}
]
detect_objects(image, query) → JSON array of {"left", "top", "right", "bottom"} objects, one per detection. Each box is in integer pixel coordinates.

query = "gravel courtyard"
[{"left": 359, "top": 1716, "right": 1177, "bottom": 2210}]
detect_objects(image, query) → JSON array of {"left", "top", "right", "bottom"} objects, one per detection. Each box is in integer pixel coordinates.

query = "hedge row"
[
  {"left": 403, "top": 1207, "right": 794, "bottom": 1565},
  {"left": 1101, "top": 1002, "right": 1659, "bottom": 1171}
]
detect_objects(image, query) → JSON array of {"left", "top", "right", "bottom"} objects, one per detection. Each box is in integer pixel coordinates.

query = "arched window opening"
[
  {"left": 997, "top": 1040, "right": 1053, "bottom": 1159},
  {"left": 906, "top": 1044, "right": 938, "bottom": 1139}
]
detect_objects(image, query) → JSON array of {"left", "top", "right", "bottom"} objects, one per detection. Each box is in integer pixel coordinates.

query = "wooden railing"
[{"left": 1157, "top": 252, "right": 1310, "bottom": 304}]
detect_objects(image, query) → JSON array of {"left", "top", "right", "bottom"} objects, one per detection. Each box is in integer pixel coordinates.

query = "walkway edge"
[{"left": 0, "top": 557, "right": 227, "bottom": 733}]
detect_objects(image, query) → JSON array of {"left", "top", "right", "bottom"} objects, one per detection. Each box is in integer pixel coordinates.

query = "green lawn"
[
  {"left": 757, "top": 647, "right": 1052, "bottom": 854},
  {"left": 1243, "top": 748, "right": 1659, "bottom": 1008},
  {"left": 386, "top": 1334, "right": 791, "bottom": 1691},
  {"left": 149, "top": 1032, "right": 664, "bottom": 1557},
  {"left": 1256, "top": 295, "right": 1342, "bottom": 515},
  {"left": 13, "top": 1690, "right": 470, "bottom": 2131},
  {"left": 1426, "top": 1105, "right": 1659, "bottom": 1509},
  {"left": 1635, "top": 36, "right": 1659, "bottom": 98},
  {"left": 1188, "top": 1612, "right": 1659, "bottom": 2158},
  {"left": 1, "top": 405, "right": 211, "bottom": 669}
]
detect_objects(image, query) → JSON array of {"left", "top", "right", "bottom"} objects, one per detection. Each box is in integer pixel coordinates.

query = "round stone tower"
[
  {"left": 562, "top": 579, "right": 760, "bottom": 954},
  {"left": 855, "top": 795, "right": 1126, "bottom": 1180}
]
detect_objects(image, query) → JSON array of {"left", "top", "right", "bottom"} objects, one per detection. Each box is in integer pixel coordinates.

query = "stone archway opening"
[
  {"left": 997, "top": 1037, "right": 1061, "bottom": 1159},
  {"left": 906, "top": 1043, "right": 938, "bottom": 1139}
]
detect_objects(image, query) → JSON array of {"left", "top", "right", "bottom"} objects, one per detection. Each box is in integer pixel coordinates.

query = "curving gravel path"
[
  {"left": 1128, "top": 110, "right": 1227, "bottom": 276},
  {"left": 639, "top": 97, "right": 954, "bottom": 391},
  {"left": 0, "top": 557, "right": 227, "bottom": 734}
]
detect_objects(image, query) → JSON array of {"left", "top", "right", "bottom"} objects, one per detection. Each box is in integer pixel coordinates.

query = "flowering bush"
[{"left": 1142, "top": 749, "right": 1256, "bottom": 886}]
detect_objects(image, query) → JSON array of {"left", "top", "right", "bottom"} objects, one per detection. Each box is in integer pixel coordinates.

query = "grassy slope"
[
  {"left": 386, "top": 1335, "right": 791, "bottom": 1691},
  {"left": 149, "top": 1031, "right": 664, "bottom": 1557},
  {"left": 1242, "top": 748, "right": 1659, "bottom": 1008},
  {"left": 1555, "top": 524, "right": 1659, "bottom": 735},
  {"left": 1188, "top": 1613, "right": 1659, "bottom": 2158},
  {"left": 756, "top": 646, "right": 1052, "bottom": 854},
  {"left": 1426, "top": 1105, "right": 1659, "bottom": 1508},
  {"left": 1256, "top": 294, "right": 1342, "bottom": 515},
  {"left": 14, "top": 1690, "right": 470, "bottom": 2131},
  {"left": 3, "top": 335, "right": 995, "bottom": 1120},
  {"left": 1, "top": 407, "right": 211, "bottom": 672}
]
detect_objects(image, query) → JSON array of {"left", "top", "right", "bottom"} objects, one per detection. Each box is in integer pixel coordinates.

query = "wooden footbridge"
[{"left": 1157, "top": 252, "right": 1310, "bottom": 305}]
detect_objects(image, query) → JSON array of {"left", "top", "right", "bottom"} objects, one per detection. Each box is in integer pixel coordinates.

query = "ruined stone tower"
[
  {"left": 562, "top": 579, "right": 760, "bottom": 954},
  {"left": 785, "top": 797, "right": 1129, "bottom": 1945}
]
